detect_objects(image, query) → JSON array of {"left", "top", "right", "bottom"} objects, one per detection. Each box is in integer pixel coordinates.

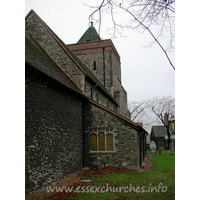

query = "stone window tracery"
[{"left": 90, "top": 129, "right": 114, "bottom": 151}]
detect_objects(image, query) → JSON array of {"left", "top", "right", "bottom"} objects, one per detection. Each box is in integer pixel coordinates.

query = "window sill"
[{"left": 89, "top": 150, "right": 117, "bottom": 154}]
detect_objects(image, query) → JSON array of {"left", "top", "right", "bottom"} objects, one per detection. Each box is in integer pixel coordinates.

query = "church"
[{"left": 25, "top": 9, "right": 147, "bottom": 196}]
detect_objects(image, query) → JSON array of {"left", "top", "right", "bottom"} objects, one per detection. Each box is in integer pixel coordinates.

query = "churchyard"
[{"left": 34, "top": 150, "right": 175, "bottom": 200}]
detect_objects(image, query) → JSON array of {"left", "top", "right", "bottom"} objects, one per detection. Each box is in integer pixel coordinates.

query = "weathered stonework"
[
  {"left": 25, "top": 11, "right": 119, "bottom": 113},
  {"left": 83, "top": 103, "right": 140, "bottom": 171},
  {"left": 68, "top": 40, "right": 131, "bottom": 119},
  {"left": 85, "top": 79, "right": 117, "bottom": 111},
  {"left": 25, "top": 67, "right": 84, "bottom": 195},
  {"left": 25, "top": 12, "right": 86, "bottom": 92},
  {"left": 25, "top": 10, "right": 147, "bottom": 197}
]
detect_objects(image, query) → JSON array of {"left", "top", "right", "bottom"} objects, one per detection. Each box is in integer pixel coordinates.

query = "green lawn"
[
  {"left": 70, "top": 151, "right": 175, "bottom": 200},
  {"left": 46, "top": 151, "right": 175, "bottom": 200}
]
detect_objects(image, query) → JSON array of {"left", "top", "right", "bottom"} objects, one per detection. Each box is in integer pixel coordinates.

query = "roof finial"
[{"left": 91, "top": 22, "right": 93, "bottom": 27}]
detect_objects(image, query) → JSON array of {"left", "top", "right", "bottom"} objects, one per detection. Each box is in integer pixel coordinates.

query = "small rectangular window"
[{"left": 93, "top": 61, "right": 96, "bottom": 70}]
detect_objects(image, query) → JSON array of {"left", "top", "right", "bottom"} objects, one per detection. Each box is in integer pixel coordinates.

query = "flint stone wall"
[
  {"left": 25, "top": 66, "right": 83, "bottom": 196},
  {"left": 83, "top": 103, "right": 140, "bottom": 171}
]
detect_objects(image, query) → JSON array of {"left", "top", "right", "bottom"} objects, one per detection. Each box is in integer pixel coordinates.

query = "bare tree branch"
[
  {"left": 121, "top": 6, "right": 175, "bottom": 70},
  {"left": 128, "top": 96, "right": 175, "bottom": 135},
  {"left": 151, "top": 96, "right": 175, "bottom": 149},
  {"left": 85, "top": 0, "right": 175, "bottom": 70}
]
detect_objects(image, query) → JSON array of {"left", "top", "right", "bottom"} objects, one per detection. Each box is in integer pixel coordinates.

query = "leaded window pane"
[
  {"left": 107, "top": 133, "right": 113, "bottom": 150},
  {"left": 99, "top": 131, "right": 105, "bottom": 151},
  {"left": 90, "top": 134, "right": 97, "bottom": 151}
]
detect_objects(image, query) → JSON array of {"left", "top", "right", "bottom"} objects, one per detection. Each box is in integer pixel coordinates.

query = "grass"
[{"left": 69, "top": 151, "right": 175, "bottom": 200}]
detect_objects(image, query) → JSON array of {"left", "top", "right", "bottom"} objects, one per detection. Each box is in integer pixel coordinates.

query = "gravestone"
[
  {"left": 169, "top": 141, "right": 175, "bottom": 151},
  {"left": 150, "top": 140, "right": 156, "bottom": 153},
  {"left": 158, "top": 141, "right": 165, "bottom": 150},
  {"left": 159, "top": 149, "right": 166, "bottom": 154},
  {"left": 158, "top": 141, "right": 166, "bottom": 154}
]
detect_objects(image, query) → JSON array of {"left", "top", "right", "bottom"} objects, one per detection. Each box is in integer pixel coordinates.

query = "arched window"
[
  {"left": 106, "top": 133, "right": 113, "bottom": 150},
  {"left": 90, "top": 134, "right": 97, "bottom": 151},
  {"left": 98, "top": 131, "right": 105, "bottom": 151},
  {"left": 90, "top": 129, "right": 114, "bottom": 151}
]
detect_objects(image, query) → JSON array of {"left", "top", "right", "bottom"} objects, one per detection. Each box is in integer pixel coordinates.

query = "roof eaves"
[
  {"left": 89, "top": 99, "right": 145, "bottom": 130},
  {"left": 68, "top": 39, "right": 120, "bottom": 61},
  {"left": 64, "top": 45, "right": 118, "bottom": 104},
  {"left": 25, "top": 31, "right": 82, "bottom": 93},
  {"left": 25, "top": 9, "right": 87, "bottom": 75},
  {"left": 26, "top": 62, "right": 88, "bottom": 101},
  {"left": 26, "top": 9, "right": 117, "bottom": 105}
]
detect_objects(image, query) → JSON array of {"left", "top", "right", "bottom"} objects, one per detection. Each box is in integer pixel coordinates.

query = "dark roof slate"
[
  {"left": 78, "top": 24, "right": 101, "bottom": 43},
  {"left": 151, "top": 126, "right": 167, "bottom": 137}
]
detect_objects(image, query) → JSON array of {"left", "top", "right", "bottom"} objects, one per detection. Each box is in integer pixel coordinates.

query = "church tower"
[{"left": 67, "top": 23, "right": 130, "bottom": 119}]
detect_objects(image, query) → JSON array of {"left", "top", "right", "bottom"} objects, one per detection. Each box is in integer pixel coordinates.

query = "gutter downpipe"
[
  {"left": 82, "top": 102, "right": 85, "bottom": 167},
  {"left": 102, "top": 47, "right": 106, "bottom": 87},
  {"left": 82, "top": 97, "right": 90, "bottom": 168}
]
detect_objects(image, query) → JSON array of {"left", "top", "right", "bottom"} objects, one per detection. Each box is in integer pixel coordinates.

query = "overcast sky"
[
  {"left": 25, "top": 0, "right": 175, "bottom": 101},
  {"left": 0, "top": 2, "right": 197, "bottom": 197},
  {"left": 25, "top": 0, "right": 176, "bottom": 132}
]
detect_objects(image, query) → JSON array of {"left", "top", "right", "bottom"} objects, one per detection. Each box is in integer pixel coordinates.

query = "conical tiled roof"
[{"left": 78, "top": 22, "right": 101, "bottom": 43}]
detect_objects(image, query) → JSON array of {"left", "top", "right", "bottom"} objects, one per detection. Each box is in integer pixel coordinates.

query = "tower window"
[{"left": 93, "top": 61, "right": 96, "bottom": 70}]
